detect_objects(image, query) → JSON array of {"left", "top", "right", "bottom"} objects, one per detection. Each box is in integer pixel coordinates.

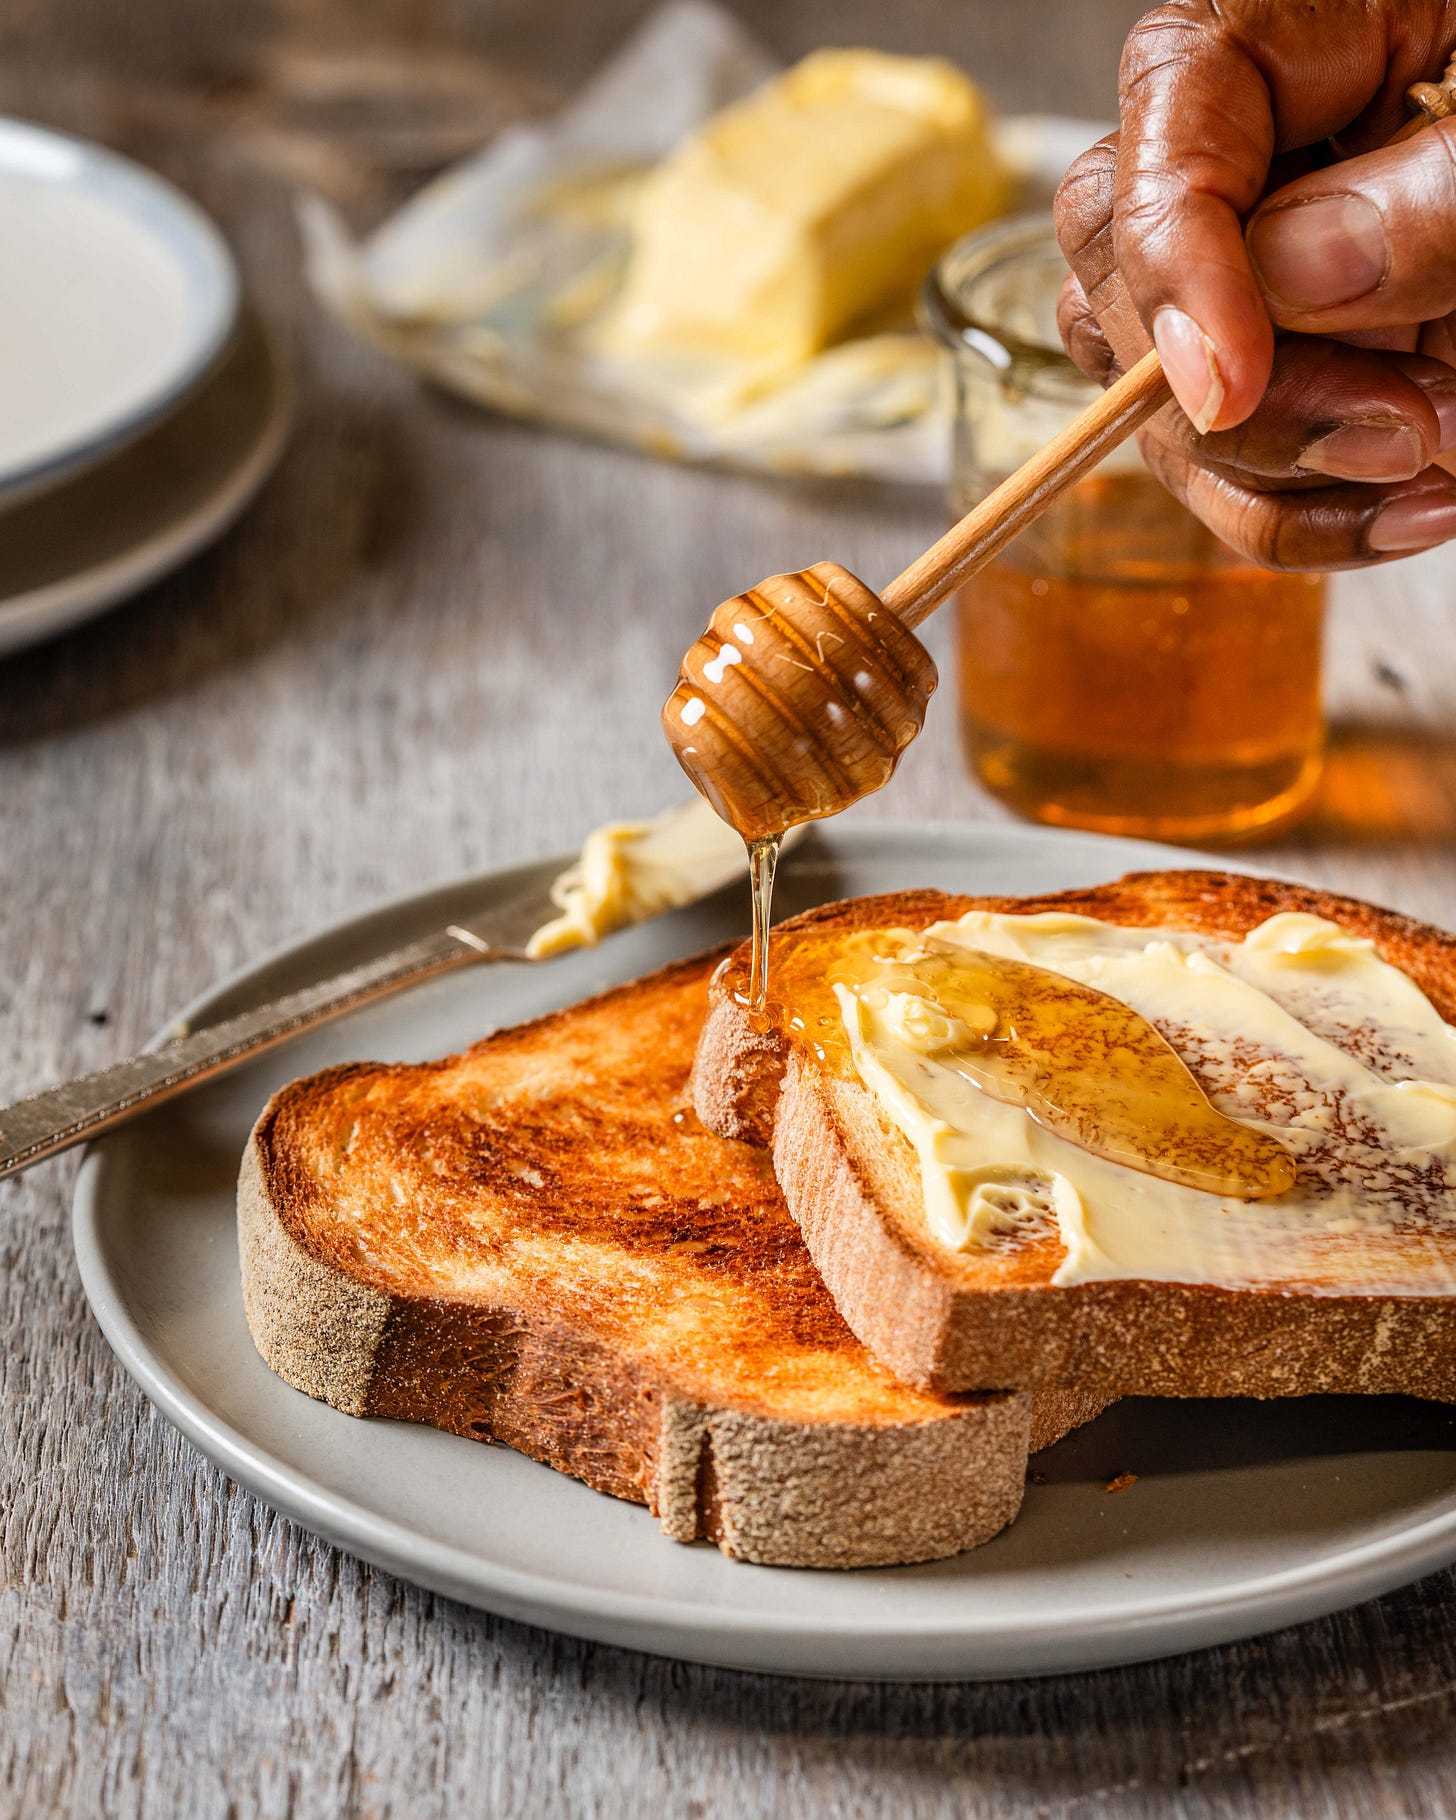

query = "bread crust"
[
  {"left": 238, "top": 954, "right": 1103, "bottom": 1568},
  {"left": 692, "top": 871, "right": 1456, "bottom": 1400}
]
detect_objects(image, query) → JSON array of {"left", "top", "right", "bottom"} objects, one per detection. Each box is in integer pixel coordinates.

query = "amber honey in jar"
[{"left": 923, "top": 218, "right": 1326, "bottom": 842}]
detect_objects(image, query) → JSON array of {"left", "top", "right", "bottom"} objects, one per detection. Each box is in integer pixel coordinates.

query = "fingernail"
[
  {"left": 1301, "top": 421, "right": 1424, "bottom": 482},
  {"left": 1248, "top": 194, "right": 1389, "bottom": 311},
  {"left": 1413, "top": 378, "right": 1456, "bottom": 451},
  {"left": 1152, "top": 306, "right": 1225, "bottom": 434},
  {"left": 1369, "top": 493, "right": 1456, "bottom": 553}
]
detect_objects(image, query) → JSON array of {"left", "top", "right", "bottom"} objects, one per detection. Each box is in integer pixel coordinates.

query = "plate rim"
[
  {"left": 69, "top": 820, "right": 1456, "bottom": 1678},
  {"left": 0, "top": 114, "right": 240, "bottom": 503}
]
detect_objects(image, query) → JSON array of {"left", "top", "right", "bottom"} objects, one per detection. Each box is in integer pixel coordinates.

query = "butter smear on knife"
[{"left": 527, "top": 797, "right": 767, "bottom": 957}]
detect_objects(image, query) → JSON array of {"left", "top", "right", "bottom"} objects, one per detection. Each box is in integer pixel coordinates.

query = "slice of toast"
[
  {"left": 692, "top": 872, "right": 1456, "bottom": 1401},
  {"left": 239, "top": 952, "right": 1103, "bottom": 1568}
]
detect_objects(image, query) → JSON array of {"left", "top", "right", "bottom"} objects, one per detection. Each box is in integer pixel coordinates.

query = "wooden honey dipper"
[
  {"left": 664, "top": 356, "right": 1170, "bottom": 842},
  {"left": 664, "top": 55, "right": 1456, "bottom": 850}
]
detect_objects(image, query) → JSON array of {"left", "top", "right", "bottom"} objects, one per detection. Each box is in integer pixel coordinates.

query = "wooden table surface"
[{"left": 5, "top": 2, "right": 1456, "bottom": 1814}]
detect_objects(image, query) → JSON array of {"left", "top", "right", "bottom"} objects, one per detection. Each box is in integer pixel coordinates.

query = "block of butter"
[{"left": 607, "top": 48, "right": 1006, "bottom": 368}]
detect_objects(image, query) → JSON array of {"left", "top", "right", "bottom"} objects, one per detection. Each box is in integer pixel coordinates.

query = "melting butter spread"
[
  {"left": 764, "top": 910, "right": 1456, "bottom": 1293},
  {"left": 527, "top": 799, "right": 746, "bottom": 957},
  {"left": 846, "top": 940, "right": 1293, "bottom": 1198},
  {"left": 527, "top": 799, "right": 804, "bottom": 958}
]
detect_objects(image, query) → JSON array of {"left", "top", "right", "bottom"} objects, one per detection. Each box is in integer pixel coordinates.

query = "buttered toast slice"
[
  {"left": 692, "top": 873, "right": 1456, "bottom": 1401},
  {"left": 239, "top": 954, "right": 1103, "bottom": 1568}
]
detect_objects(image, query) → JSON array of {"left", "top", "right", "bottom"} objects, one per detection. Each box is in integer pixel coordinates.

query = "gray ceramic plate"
[{"left": 71, "top": 821, "right": 1456, "bottom": 1680}]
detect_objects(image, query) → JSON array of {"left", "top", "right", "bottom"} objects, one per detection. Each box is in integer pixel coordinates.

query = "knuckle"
[
  {"left": 1055, "top": 271, "right": 1089, "bottom": 336},
  {"left": 1119, "top": 151, "right": 1260, "bottom": 235},
  {"left": 1116, "top": 172, "right": 1185, "bottom": 240},
  {"left": 1228, "top": 489, "right": 1298, "bottom": 568},
  {"left": 1187, "top": 141, "right": 1268, "bottom": 206},
  {"left": 1229, "top": 486, "right": 1361, "bottom": 572},
  {"left": 1084, "top": 262, "right": 1126, "bottom": 321},
  {"left": 1118, "top": 3, "right": 1209, "bottom": 90},
  {"left": 1144, "top": 431, "right": 1352, "bottom": 571},
  {"left": 1053, "top": 137, "right": 1118, "bottom": 257},
  {"left": 1137, "top": 431, "right": 1194, "bottom": 505},
  {"left": 1058, "top": 288, "right": 1120, "bottom": 386},
  {"left": 1112, "top": 174, "right": 1203, "bottom": 281}
]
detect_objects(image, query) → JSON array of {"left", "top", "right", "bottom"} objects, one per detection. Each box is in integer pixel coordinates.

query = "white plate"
[
  {"left": 71, "top": 822, "right": 1456, "bottom": 1680},
  {"left": 0, "top": 116, "right": 239, "bottom": 502},
  {"left": 0, "top": 311, "right": 290, "bottom": 658}
]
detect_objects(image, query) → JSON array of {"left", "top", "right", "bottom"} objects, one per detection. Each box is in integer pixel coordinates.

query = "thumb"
[{"left": 1246, "top": 118, "right": 1456, "bottom": 332}]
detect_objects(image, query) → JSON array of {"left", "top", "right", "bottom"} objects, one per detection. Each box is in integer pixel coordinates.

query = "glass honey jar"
[{"left": 923, "top": 216, "right": 1327, "bottom": 842}]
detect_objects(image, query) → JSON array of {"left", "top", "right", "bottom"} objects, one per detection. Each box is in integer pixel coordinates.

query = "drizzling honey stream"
[{"left": 744, "top": 834, "right": 782, "bottom": 1019}]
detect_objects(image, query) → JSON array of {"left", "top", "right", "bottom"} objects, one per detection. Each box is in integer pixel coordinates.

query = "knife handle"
[{"left": 0, "top": 927, "right": 486, "bottom": 1182}]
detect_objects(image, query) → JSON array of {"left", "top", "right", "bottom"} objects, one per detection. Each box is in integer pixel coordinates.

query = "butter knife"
[{"left": 0, "top": 802, "right": 773, "bottom": 1181}]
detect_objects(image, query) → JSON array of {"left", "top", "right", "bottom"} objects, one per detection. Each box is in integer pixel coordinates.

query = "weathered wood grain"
[{"left": 3, "top": 3, "right": 1456, "bottom": 1816}]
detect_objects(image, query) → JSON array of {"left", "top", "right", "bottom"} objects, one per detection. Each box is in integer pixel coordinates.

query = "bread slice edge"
[{"left": 239, "top": 1100, "right": 1099, "bottom": 1568}]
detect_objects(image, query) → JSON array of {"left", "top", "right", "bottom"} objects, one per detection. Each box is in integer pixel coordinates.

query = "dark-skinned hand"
[{"left": 1054, "top": 0, "right": 1456, "bottom": 569}]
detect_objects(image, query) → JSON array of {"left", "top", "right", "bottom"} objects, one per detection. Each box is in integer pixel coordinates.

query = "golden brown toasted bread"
[
  {"left": 238, "top": 952, "right": 1103, "bottom": 1568},
  {"left": 692, "top": 872, "right": 1456, "bottom": 1402}
]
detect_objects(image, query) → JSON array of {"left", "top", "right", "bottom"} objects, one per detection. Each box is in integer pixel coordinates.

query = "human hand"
[{"left": 1054, "top": 2, "right": 1456, "bottom": 569}]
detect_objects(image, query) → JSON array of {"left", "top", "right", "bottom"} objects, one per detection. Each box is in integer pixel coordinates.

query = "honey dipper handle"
[{"left": 882, "top": 349, "right": 1171, "bottom": 629}]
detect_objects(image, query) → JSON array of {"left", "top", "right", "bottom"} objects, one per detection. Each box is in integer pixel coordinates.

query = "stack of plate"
[{"left": 0, "top": 117, "right": 291, "bottom": 657}]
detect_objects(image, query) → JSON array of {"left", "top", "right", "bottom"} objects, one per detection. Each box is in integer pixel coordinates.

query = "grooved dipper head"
[{"left": 663, "top": 561, "right": 938, "bottom": 842}]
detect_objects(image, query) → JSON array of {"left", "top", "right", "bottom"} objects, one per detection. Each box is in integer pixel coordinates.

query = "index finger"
[
  {"left": 1112, "top": 6, "right": 1279, "bottom": 430},
  {"left": 1112, "top": 3, "right": 1445, "bottom": 429}
]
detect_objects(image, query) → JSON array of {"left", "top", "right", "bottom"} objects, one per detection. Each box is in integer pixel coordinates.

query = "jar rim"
[{"left": 920, "top": 212, "right": 1076, "bottom": 376}]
